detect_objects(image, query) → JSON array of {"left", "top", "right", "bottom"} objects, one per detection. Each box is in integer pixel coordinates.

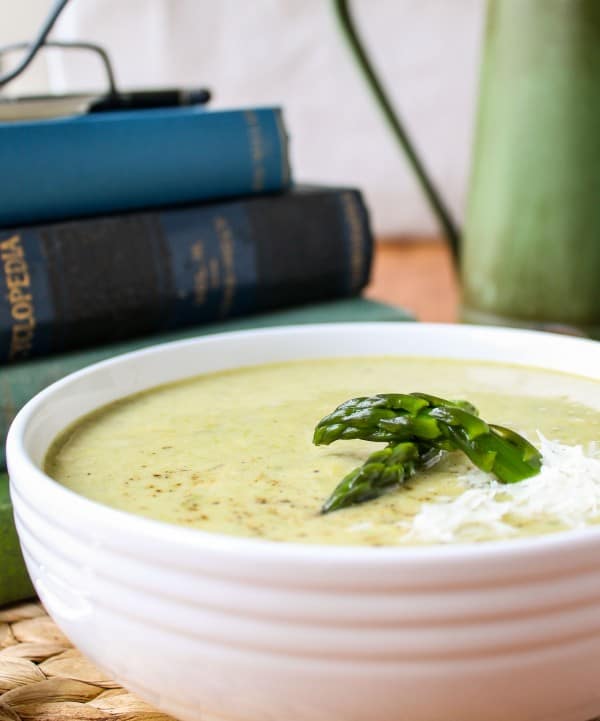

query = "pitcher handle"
[{"left": 333, "top": 0, "right": 461, "bottom": 261}]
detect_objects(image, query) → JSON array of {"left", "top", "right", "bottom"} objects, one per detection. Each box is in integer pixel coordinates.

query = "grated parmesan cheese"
[{"left": 404, "top": 435, "right": 600, "bottom": 543}]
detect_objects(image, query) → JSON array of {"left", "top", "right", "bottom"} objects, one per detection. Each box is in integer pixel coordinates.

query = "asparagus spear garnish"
[
  {"left": 315, "top": 392, "right": 542, "bottom": 513},
  {"left": 321, "top": 442, "right": 443, "bottom": 513},
  {"left": 313, "top": 393, "right": 482, "bottom": 445}
]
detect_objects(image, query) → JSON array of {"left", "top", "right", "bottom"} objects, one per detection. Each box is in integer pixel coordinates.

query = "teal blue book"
[{"left": 0, "top": 106, "right": 290, "bottom": 226}]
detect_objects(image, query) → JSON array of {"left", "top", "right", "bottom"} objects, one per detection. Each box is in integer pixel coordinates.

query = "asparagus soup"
[{"left": 45, "top": 357, "right": 600, "bottom": 545}]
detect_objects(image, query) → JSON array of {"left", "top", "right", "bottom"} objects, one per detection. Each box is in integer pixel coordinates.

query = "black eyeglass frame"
[{"left": 0, "top": 39, "right": 118, "bottom": 97}]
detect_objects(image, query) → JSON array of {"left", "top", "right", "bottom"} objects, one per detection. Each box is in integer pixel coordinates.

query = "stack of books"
[{"left": 0, "top": 104, "right": 412, "bottom": 606}]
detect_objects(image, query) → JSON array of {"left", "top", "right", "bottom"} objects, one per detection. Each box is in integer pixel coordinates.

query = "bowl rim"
[{"left": 7, "top": 321, "right": 600, "bottom": 565}]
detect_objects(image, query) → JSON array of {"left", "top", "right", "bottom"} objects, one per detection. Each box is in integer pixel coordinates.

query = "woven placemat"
[
  {"left": 0, "top": 602, "right": 174, "bottom": 721},
  {"left": 2, "top": 602, "right": 599, "bottom": 721}
]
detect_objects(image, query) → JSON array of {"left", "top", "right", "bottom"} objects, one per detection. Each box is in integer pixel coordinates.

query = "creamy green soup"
[{"left": 45, "top": 357, "right": 600, "bottom": 545}]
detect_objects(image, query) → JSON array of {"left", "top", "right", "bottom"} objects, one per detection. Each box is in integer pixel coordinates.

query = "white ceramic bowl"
[{"left": 6, "top": 323, "right": 600, "bottom": 721}]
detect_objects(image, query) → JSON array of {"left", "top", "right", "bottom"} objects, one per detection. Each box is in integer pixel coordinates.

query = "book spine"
[
  {"left": 0, "top": 107, "right": 291, "bottom": 226},
  {"left": 0, "top": 188, "right": 372, "bottom": 363}
]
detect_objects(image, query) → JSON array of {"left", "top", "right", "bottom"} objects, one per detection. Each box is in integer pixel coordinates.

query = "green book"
[
  {"left": 1, "top": 297, "right": 413, "bottom": 607},
  {"left": 0, "top": 472, "right": 35, "bottom": 607}
]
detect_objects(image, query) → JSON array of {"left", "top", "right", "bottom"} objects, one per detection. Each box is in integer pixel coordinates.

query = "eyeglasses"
[{"left": 0, "top": 0, "right": 210, "bottom": 118}]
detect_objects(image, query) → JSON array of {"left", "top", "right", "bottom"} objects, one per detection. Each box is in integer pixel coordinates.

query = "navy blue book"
[
  {"left": 0, "top": 106, "right": 290, "bottom": 227},
  {"left": 0, "top": 187, "right": 373, "bottom": 363}
]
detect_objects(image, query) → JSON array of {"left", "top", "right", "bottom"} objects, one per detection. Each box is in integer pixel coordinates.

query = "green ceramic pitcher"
[
  {"left": 335, "top": 0, "right": 600, "bottom": 338},
  {"left": 462, "top": 0, "right": 600, "bottom": 337}
]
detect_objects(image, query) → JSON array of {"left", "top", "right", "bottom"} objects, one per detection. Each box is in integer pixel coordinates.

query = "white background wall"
[{"left": 2, "top": 0, "right": 486, "bottom": 237}]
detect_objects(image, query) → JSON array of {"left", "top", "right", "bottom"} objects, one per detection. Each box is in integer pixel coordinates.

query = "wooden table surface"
[{"left": 365, "top": 239, "right": 459, "bottom": 323}]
